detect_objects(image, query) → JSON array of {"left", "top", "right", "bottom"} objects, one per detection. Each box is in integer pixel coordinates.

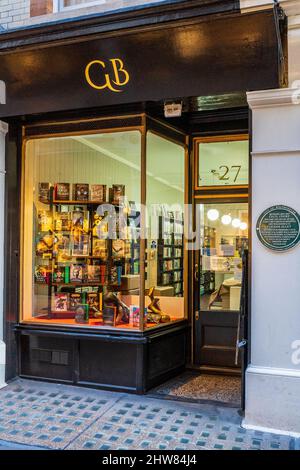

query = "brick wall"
[
  {"left": 0, "top": 0, "right": 30, "bottom": 30},
  {"left": 0, "top": 0, "right": 165, "bottom": 30}
]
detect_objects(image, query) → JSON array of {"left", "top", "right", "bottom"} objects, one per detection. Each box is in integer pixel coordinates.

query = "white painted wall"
[
  {"left": 244, "top": 88, "right": 300, "bottom": 436},
  {"left": 0, "top": 121, "right": 8, "bottom": 389}
]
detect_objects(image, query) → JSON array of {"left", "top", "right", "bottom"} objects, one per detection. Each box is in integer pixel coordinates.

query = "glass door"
[{"left": 194, "top": 200, "right": 249, "bottom": 369}]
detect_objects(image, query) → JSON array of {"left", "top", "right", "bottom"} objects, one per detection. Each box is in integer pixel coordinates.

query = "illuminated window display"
[
  {"left": 198, "top": 202, "right": 248, "bottom": 312},
  {"left": 21, "top": 121, "right": 186, "bottom": 331}
]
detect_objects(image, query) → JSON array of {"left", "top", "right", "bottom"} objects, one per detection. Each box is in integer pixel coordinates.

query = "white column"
[
  {"left": 0, "top": 121, "right": 8, "bottom": 389},
  {"left": 244, "top": 88, "right": 300, "bottom": 436}
]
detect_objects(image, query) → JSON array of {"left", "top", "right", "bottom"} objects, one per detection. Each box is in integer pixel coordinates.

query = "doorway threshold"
[{"left": 148, "top": 371, "right": 241, "bottom": 408}]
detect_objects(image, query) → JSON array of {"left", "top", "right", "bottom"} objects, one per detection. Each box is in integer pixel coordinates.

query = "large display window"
[{"left": 21, "top": 116, "right": 187, "bottom": 331}]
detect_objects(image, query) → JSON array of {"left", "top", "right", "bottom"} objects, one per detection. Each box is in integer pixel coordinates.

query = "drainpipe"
[{"left": 0, "top": 120, "right": 8, "bottom": 389}]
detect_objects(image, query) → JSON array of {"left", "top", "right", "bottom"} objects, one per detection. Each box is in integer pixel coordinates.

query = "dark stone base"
[{"left": 16, "top": 322, "right": 188, "bottom": 393}]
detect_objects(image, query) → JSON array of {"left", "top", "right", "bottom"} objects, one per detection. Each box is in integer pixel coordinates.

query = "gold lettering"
[{"left": 85, "top": 58, "right": 130, "bottom": 93}]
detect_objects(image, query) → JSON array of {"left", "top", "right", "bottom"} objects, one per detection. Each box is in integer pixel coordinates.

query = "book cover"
[
  {"left": 91, "top": 184, "right": 106, "bottom": 202},
  {"left": 100, "top": 265, "right": 106, "bottom": 285},
  {"left": 72, "top": 210, "right": 89, "bottom": 233},
  {"left": 112, "top": 184, "right": 125, "bottom": 205},
  {"left": 112, "top": 239, "right": 126, "bottom": 258},
  {"left": 54, "top": 211, "right": 71, "bottom": 231},
  {"left": 72, "top": 234, "right": 89, "bottom": 256},
  {"left": 87, "top": 293, "right": 100, "bottom": 313},
  {"left": 87, "top": 265, "right": 101, "bottom": 283},
  {"left": 74, "top": 183, "right": 89, "bottom": 201},
  {"left": 34, "top": 265, "right": 48, "bottom": 283},
  {"left": 102, "top": 305, "right": 116, "bottom": 326},
  {"left": 55, "top": 183, "right": 70, "bottom": 201},
  {"left": 52, "top": 293, "right": 68, "bottom": 312},
  {"left": 92, "top": 239, "right": 107, "bottom": 259},
  {"left": 69, "top": 293, "right": 82, "bottom": 311},
  {"left": 70, "top": 264, "right": 84, "bottom": 282},
  {"left": 38, "top": 183, "right": 51, "bottom": 204},
  {"left": 38, "top": 210, "right": 53, "bottom": 232},
  {"left": 53, "top": 266, "right": 65, "bottom": 283}
]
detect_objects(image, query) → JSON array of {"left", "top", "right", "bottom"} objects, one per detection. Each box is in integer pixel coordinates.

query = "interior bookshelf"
[{"left": 157, "top": 213, "right": 184, "bottom": 297}]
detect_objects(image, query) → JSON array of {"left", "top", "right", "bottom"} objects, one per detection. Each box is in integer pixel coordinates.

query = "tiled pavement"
[{"left": 0, "top": 379, "right": 298, "bottom": 451}]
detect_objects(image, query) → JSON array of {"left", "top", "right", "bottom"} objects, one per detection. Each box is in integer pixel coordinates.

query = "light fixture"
[
  {"left": 164, "top": 100, "right": 183, "bottom": 118},
  {"left": 240, "top": 222, "right": 248, "bottom": 231},
  {"left": 232, "top": 218, "right": 241, "bottom": 228},
  {"left": 221, "top": 215, "right": 232, "bottom": 225},
  {"left": 207, "top": 209, "right": 219, "bottom": 221}
]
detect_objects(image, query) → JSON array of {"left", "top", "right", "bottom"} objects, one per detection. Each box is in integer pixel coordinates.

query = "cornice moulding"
[{"left": 247, "top": 87, "right": 300, "bottom": 109}]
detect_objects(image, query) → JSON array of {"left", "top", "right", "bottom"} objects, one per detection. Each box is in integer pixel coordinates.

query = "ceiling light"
[
  {"left": 221, "top": 215, "right": 232, "bottom": 225},
  {"left": 207, "top": 209, "right": 219, "bottom": 221},
  {"left": 240, "top": 222, "right": 248, "bottom": 230},
  {"left": 232, "top": 218, "right": 241, "bottom": 228}
]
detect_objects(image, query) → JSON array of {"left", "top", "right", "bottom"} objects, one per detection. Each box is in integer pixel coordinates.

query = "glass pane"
[
  {"left": 198, "top": 139, "right": 249, "bottom": 187},
  {"left": 145, "top": 131, "right": 185, "bottom": 328},
  {"left": 23, "top": 130, "right": 141, "bottom": 330},
  {"left": 199, "top": 202, "right": 248, "bottom": 312},
  {"left": 63, "top": 0, "right": 101, "bottom": 6}
]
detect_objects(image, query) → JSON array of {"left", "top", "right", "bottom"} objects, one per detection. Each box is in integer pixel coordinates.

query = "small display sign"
[{"left": 256, "top": 205, "right": 300, "bottom": 252}]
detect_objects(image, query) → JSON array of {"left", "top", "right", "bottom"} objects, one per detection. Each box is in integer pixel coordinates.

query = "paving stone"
[{"left": 0, "top": 379, "right": 295, "bottom": 450}]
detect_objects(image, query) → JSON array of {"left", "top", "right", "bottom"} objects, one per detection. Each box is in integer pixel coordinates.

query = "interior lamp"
[
  {"left": 232, "top": 218, "right": 241, "bottom": 228},
  {"left": 221, "top": 215, "right": 232, "bottom": 225},
  {"left": 207, "top": 209, "right": 219, "bottom": 221}
]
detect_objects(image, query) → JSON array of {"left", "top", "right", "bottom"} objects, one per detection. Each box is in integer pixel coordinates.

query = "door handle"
[
  {"left": 194, "top": 263, "right": 199, "bottom": 281},
  {"left": 195, "top": 310, "right": 199, "bottom": 321}
]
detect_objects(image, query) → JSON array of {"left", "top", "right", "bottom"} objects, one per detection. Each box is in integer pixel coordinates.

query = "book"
[
  {"left": 74, "top": 183, "right": 89, "bottom": 201},
  {"left": 102, "top": 305, "right": 116, "bottom": 326},
  {"left": 91, "top": 184, "right": 106, "bottom": 203},
  {"left": 71, "top": 210, "right": 89, "bottom": 233},
  {"left": 55, "top": 183, "right": 70, "bottom": 201},
  {"left": 110, "top": 264, "right": 122, "bottom": 286},
  {"left": 38, "top": 210, "right": 53, "bottom": 232},
  {"left": 53, "top": 234, "right": 71, "bottom": 261},
  {"left": 100, "top": 265, "right": 106, "bottom": 285},
  {"left": 72, "top": 234, "right": 89, "bottom": 256},
  {"left": 38, "top": 183, "right": 51, "bottom": 204},
  {"left": 69, "top": 293, "right": 82, "bottom": 311},
  {"left": 34, "top": 265, "right": 49, "bottom": 283},
  {"left": 112, "top": 239, "right": 126, "bottom": 258},
  {"left": 92, "top": 239, "right": 107, "bottom": 259},
  {"left": 87, "top": 293, "right": 100, "bottom": 313},
  {"left": 53, "top": 266, "right": 65, "bottom": 283},
  {"left": 87, "top": 265, "right": 101, "bottom": 283},
  {"left": 54, "top": 211, "right": 71, "bottom": 231},
  {"left": 70, "top": 264, "right": 85, "bottom": 282},
  {"left": 52, "top": 293, "right": 68, "bottom": 312},
  {"left": 112, "top": 184, "right": 125, "bottom": 205}
]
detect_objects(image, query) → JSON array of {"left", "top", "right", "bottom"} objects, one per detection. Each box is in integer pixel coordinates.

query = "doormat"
[{"left": 149, "top": 372, "right": 241, "bottom": 407}]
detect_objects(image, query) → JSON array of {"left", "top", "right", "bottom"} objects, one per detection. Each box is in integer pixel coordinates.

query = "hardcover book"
[
  {"left": 53, "top": 266, "right": 65, "bottom": 283},
  {"left": 55, "top": 183, "right": 70, "bottom": 201},
  {"left": 74, "top": 183, "right": 89, "bottom": 201},
  {"left": 69, "top": 293, "right": 82, "bottom": 311},
  {"left": 54, "top": 211, "right": 71, "bottom": 231},
  {"left": 112, "top": 184, "right": 125, "bottom": 205},
  {"left": 91, "top": 184, "right": 106, "bottom": 202},
  {"left": 87, "top": 293, "right": 100, "bottom": 313},
  {"left": 70, "top": 264, "right": 85, "bottom": 283},
  {"left": 38, "top": 183, "right": 51, "bottom": 204},
  {"left": 72, "top": 234, "right": 89, "bottom": 256},
  {"left": 72, "top": 210, "right": 89, "bottom": 233},
  {"left": 92, "top": 239, "right": 108, "bottom": 259},
  {"left": 34, "top": 265, "right": 48, "bottom": 283},
  {"left": 52, "top": 293, "right": 68, "bottom": 312},
  {"left": 112, "top": 239, "right": 126, "bottom": 258},
  {"left": 87, "top": 265, "right": 101, "bottom": 283},
  {"left": 38, "top": 210, "right": 53, "bottom": 232}
]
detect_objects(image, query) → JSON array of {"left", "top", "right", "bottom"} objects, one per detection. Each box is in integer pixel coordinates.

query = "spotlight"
[
  {"left": 232, "top": 218, "right": 241, "bottom": 228},
  {"left": 221, "top": 215, "right": 232, "bottom": 225},
  {"left": 240, "top": 222, "right": 248, "bottom": 230}
]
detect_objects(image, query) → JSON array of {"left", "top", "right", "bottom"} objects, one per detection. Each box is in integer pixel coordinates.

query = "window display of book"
[{"left": 34, "top": 182, "right": 140, "bottom": 320}]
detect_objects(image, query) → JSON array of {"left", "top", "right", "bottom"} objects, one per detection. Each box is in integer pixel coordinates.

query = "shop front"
[{"left": 0, "top": 1, "right": 286, "bottom": 396}]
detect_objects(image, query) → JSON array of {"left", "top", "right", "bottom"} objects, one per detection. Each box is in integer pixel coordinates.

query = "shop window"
[
  {"left": 145, "top": 132, "right": 186, "bottom": 328},
  {"left": 22, "top": 123, "right": 186, "bottom": 330},
  {"left": 196, "top": 137, "right": 249, "bottom": 188},
  {"left": 198, "top": 202, "right": 248, "bottom": 312}
]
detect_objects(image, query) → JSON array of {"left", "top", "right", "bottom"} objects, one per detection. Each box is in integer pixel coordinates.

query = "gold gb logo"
[{"left": 85, "top": 58, "right": 130, "bottom": 93}]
